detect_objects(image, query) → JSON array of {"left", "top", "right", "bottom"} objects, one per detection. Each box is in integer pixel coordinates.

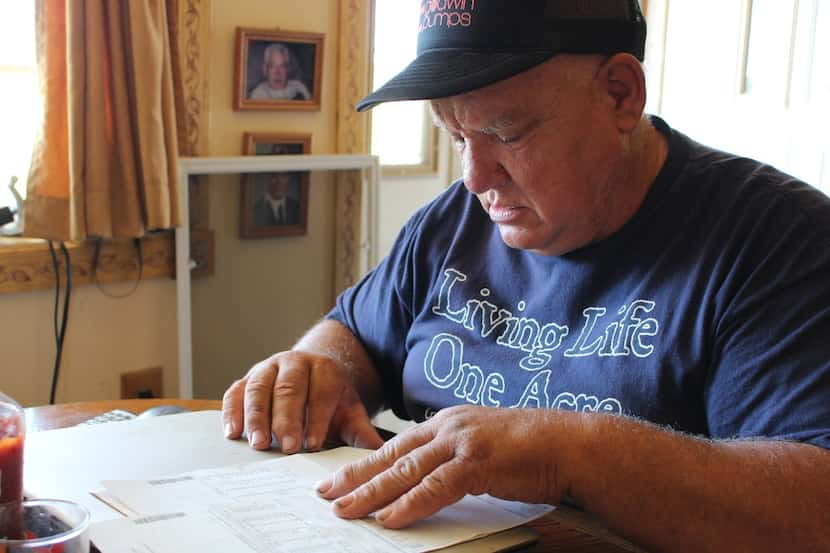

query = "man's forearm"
[
  {"left": 558, "top": 412, "right": 830, "bottom": 552},
  {"left": 293, "top": 318, "right": 385, "bottom": 417}
]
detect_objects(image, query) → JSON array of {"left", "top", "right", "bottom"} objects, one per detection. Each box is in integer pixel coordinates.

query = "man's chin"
[
  {"left": 498, "top": 227, "right": 537, "bottom": 252},
  {"left": 498, "top": 228, "right": 566, "bottom": 257}
]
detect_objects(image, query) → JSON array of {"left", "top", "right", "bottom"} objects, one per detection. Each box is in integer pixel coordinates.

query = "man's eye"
[{"left": 496, "top": 134, "right": 520, "bottom": 145}]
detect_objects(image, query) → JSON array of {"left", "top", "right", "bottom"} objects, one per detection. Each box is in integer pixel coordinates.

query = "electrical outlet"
[{"left": 121, "top": 367, "right": 163, "bottom": 399}]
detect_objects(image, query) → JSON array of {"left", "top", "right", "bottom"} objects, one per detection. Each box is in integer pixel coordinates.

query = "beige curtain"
[{"left": 24, "top": 0, "right": 184, "bottom": 241}]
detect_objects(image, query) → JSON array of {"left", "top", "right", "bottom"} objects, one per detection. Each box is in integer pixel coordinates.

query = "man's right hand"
[{"left": 222, "top": 350, "right": 384, "bottom": 453}]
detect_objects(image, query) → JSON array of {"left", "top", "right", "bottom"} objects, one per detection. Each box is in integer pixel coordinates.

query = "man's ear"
[{"left": 596, "top": 53, "right": 646, "bottom": 133}]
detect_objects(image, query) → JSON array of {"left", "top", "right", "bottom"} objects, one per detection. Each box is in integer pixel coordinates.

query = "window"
[
  {"left": 0, "top": 2, "right": 38, "bottom": 211},
  {"left": 369, "top": 0, "right": 437, "bottom": 173},
  {"left": 648, "top": 0, "right": 828, "bottom": 193}
]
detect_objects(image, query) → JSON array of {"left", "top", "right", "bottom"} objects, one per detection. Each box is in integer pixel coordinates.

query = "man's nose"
[{"left": 462, "top": 138, "right": 507, "bottom": 195}]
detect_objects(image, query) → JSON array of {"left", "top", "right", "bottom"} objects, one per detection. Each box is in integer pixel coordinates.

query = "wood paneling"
[
  {"left": 0, "top": 233, "right": 174, "bottom": 295},
  {"left": 334, "top": 0, "right": 372, "bottom": 296}
]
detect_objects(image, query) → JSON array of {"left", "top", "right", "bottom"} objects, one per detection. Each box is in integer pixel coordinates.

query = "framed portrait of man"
[
  {"left": 234, "top": 28, "right": 324, "bottom": 111},
  {"left": 239, "top": 133, "right": 312, "bottom": 238}
]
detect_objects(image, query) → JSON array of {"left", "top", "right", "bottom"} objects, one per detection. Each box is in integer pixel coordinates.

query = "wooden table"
[
  {"left": 24, "top": 398, "right": 220, "bottom": 432},
  {"left": 25, "top": 400, "right": 645, "bottom": 553}
]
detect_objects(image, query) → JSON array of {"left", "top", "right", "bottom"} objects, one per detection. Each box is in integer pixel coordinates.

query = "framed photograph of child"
[
  {"left": 234, "top": 28, "right": 324, "bottom": 111},
  {"left": 239, "top": 133, "right": 312, "bottom": 238}
]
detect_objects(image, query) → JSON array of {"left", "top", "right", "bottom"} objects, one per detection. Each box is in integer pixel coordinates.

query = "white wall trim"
[{"left": 175, "top": 154, "right": 380, "bottom": 398}]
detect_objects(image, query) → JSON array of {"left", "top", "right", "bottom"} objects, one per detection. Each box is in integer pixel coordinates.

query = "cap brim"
[{"left": 356, "top": 49, "right": 555, "bottom": 112}]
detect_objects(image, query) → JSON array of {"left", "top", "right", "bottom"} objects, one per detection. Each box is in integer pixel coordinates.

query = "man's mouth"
[{"left": 488, "top": 204, "right": 523, "bottom": 223}]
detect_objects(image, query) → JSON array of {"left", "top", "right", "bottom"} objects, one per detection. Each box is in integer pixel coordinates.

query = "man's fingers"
[
  {"left": 319, "top": 426, "right": 432, "bottom": 499},
  {"left": 337, "top": 394, "right": 385, "bottom": 450},
  {"left": 374, "top": 458, "right": 469, "bottom": 529},
  {"left": 221, "top": 378, "right": 246, "bottom": 439},
  {"left": 304, "top": 359, "right": 348, "bottom": 451},
  {"left": 243, "top": 362, "right": 279, "bottom": 449},
  {"left": 348, "top": 414, "right": 385, "bottom": 450},
  {"left": 331, "top": 441, "right": 452, "bottom": 520},
  {"left": 270, "top": 355, "right": 311, "bottom": 454}
]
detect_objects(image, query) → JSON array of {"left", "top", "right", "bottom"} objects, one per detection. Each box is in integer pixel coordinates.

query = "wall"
[
  {"left": 191, "top": 0, "right": 341, "bottom": 399},
  {"left": 0, "top": 281, "right": 178, "bottom": 407},
  {"left": 0, "top": 0, "right": 343, "bottom": 407}
]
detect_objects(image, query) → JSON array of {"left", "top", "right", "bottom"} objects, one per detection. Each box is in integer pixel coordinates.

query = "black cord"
[
  {"left": 47, "top": 241, "right": 60, "bottom": 344},
  {"left": 91, "top": 238, "right": 144, "bottom": 298},
  {"left": 46, "top": 237, "right": 141, "bottom": 404},
  {"left": 47, "top": 241, "right": 72, "bottom": 405}
]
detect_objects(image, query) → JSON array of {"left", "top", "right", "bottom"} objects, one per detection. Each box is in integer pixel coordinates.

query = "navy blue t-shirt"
[{"left": 328, "top": 117, "right": 830, "bottom": 450}]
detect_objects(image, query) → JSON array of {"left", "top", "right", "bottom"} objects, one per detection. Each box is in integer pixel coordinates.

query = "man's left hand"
[{"left": 315, "top": 405, "right": 568, "bottom": 528}]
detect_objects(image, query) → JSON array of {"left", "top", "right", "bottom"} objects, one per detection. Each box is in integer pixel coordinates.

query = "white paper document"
[{"left": 91, "top": 447, "right": 554, "bottom": 553}]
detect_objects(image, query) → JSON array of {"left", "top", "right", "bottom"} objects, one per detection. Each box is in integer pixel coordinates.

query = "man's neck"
[
  {"left": 593, "top": 118, "right": 669, "bottom": 245},
  {"left": 636, "top": 119, "right": 670, "bottom": 191}
]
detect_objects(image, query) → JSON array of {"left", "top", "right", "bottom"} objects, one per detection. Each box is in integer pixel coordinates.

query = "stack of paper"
[{"left": 91, "top": 447, "right": 554, "bottom": 553}]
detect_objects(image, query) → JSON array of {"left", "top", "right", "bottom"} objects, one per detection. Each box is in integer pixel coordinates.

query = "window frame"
[
  {"left": 368, "top": 0, "right": 440, "bottom": 177},
  {"left": 645, "top": 0, "right": 828, "bottom": 192}
]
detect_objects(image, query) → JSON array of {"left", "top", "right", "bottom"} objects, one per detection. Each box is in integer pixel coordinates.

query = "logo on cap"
[{"left": 420, "top": 0, "right": 477, "bottom": 32}]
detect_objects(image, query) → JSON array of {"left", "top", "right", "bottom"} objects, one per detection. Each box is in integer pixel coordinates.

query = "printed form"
[{"left": 90, "top": 447, "right": 553, "bottom": 553}]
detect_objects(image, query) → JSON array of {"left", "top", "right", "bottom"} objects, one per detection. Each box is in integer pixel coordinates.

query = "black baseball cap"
[{"left": 357, "top": 0, "right": 646, "bottom": 111}]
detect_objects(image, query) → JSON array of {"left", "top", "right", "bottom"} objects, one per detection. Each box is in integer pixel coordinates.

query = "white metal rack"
[{"left": 175, "top": 154, "right": 380, "bottom": 398}]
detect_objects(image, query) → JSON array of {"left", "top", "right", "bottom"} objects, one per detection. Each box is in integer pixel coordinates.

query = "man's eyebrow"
[
  {"left": 431, "top": 117, "right": 519, "bottom": 136},
  {"left": 429, "top": 110, "right": 447, "bottom": 130},
  {"left": 430, "top": 108, "right": 462, "bottom": 136},
  {"left": 481, "top": 115, "right": 517, "bottom": 133},
  {"left": 428, "top": 104, "right": 521, "bottom": 134}
]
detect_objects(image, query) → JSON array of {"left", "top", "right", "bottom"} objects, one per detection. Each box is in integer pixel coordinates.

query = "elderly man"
[
  {"left": 223, "top": 2, "right": 830, "bottom": 551},
  {"left": 249, "top": 43, "right": 311, "bottom": 101}
]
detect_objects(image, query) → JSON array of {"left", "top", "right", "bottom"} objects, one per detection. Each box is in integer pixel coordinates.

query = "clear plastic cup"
[{"left": 0, "top": 499, "right": 90, "bottom": 552}]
